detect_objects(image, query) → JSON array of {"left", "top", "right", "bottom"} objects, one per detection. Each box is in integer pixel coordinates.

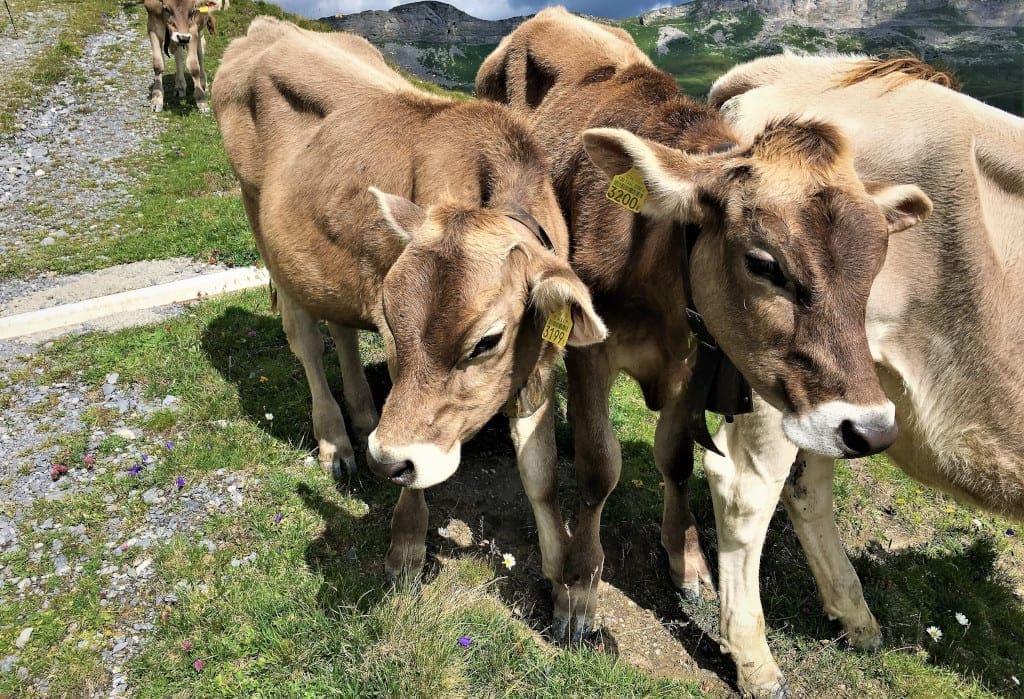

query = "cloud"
[{"left": 275, "top": 0, "right": 680, "bottom": 21}]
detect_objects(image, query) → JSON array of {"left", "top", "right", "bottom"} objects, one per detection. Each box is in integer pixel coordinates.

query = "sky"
[{"left": 273, "top": 0, "right": 678, "bottom": 21}]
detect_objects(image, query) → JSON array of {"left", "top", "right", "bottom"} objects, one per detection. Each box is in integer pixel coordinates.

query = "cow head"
[
  {"left": 154, "top": 0, "right": 223, "bottom": 48},
  {"left": 583, "top": 119, "right": 932, "bottom": 458},
  {"left": 365, "top": 189, "right": 606, "bottom": 488}
]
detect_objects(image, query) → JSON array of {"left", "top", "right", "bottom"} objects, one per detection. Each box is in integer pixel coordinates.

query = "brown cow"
[
  {"left": 144, "top": 0, "right": 227, "bottom": 113},
  {"left": 699, "top": 53, "right": 1024, "bottom": 696},
  {"left": 213, "top": 17, "right": 606, "bottom": 578},
  {"left": 477, "top": 7, "right": 932, "bottom": 646}
]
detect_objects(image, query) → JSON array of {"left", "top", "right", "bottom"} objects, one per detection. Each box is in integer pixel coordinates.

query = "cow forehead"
[{"left": 382, "top": 219, "right": 529, "bottom": 345}]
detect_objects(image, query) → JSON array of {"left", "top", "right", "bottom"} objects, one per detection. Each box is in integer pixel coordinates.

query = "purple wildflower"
[
  {"left": 129, "top": 463, "right": 142, "bottom": 477},
  {"left": 176, "top": 476, "right": 185, "bottom": 490},
  {"left": 193, "top": 658, "right": 205, "bottom": 672},
  {"left": 457, "top": 636, "right": 471, "bottom": 648},
  {"left": 274, "top": 513, "right": 283, "bottom": 524},
  {"left": 165, "top": 441, "right": 175, "bottom": 450},
  {"left": 83, "top": 454, "right": 96, "bottom": 467},
  {"left": 182, "top": 639, "right": 193, "bottom": 651},
  {"left": 141, "top": 454, "right": 153, "bottom": 464}
]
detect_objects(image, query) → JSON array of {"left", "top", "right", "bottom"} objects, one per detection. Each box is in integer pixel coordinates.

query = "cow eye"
[
  {"left": 745, "top": 252, "right": 788, "bottom": 288},
  {"left": 469, "top": 332, "right": 502, "bottom": 360}
]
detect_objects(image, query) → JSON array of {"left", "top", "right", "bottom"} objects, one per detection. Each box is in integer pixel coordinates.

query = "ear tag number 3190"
[
  {"left": 542, "top": 306, "right": 574, "bottom": 348},
  {"left": 606, "top": 167, "right": 648, "bottom": 214}
]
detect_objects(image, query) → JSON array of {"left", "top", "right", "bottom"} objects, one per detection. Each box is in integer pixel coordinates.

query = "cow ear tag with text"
[
  {"left": 542, "top": 306, "right": 574, "bottom": 348},
  {"left": 199, "top": 5, "right": 210, "bottom": 12},
  {"left": 606, "top": 168, "right": 648, "bottom": 214}
]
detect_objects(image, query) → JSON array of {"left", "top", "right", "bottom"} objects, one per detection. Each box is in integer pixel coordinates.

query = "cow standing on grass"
[
  {"left": 476, "top": 6, "right": 933, "bottom": 670},
  {"left": 145, "top": 0, "right": 227, "bottom": 113},
  {"left": 213, "top": 17, "right": 606, "bottom": 578},
  {"left": 699, "top": 53, "right": 1024, "bottom": 696}
]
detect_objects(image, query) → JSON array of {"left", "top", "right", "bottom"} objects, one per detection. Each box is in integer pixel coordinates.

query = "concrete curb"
[{"left": 0, "top": 266, "right": 270, "bottom": 340}]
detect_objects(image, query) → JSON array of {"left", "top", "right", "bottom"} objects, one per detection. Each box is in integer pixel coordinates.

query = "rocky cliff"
[
  {"left": 642, "top": 0, "right": 1024, "bottom": 29},
  {"left": 321, "top": 1, "right": 527, "bottom": 44}
]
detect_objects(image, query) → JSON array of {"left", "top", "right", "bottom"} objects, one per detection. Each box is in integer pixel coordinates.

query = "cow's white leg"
[
  {"left": 326, "top": 323, "right": 379, "bottom": 443},
  {"left": 782, "top": 451, "right": 881, "bottom": 650},
  {"left": 148, "top": 27, "right": 165, "bottom": 112},
  {"left": 198, "top": 36, "right": 209, "bottom": 93},
  {"left": 173, "top": 45, "right": 187, "bottom": 98},
  {"left": 510, "top": 369, "right": 571, "bottom": 611},
  {"left": 704, "top": 398, "right": 795, "bottom": 697},
  {"left": 276, "top": 289, "right": 355, "bottom": 477},
  {"left": 385, "top": 487, "right": 428, "bottom": 581},
  {"left": 655, "top": 394, "right": 713, "bottom": 600},
  {"left": 557, "top": 347, "right": 620, "bottom": 642},
  {"left": 187, "top": 39, "right": 209, "bottom": 113}
]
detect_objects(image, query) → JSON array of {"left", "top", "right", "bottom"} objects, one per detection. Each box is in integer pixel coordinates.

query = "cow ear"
[
  {"left": 866, "top": 182, "right": 933, "bottom": 234},
  {"left": 529, "top": 264, "right": 607, "bottom": 347},
  {"left": 583, "top": 127, "right": 707, "bottom": 222},
  {"left": 369, "top": 187, "right": 426, "bottom": 245}
]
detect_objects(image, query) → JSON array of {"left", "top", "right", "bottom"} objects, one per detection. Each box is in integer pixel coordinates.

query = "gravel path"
[
  {"left": 0, "top": 8, "right": 155, "bottom": 258},
  {"left": 0, "top": 8, "right": 67, "bottom": 86},
  {"left": 0, "top": 359, "right": 261, "bottom": 696}
]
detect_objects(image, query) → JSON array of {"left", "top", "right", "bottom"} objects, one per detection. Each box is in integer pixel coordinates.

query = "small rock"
[
  {"left": 113, "top": 428, "right": 138, "bottom": 441},
  {"left": 106, "top": 372, "right": 119, "bottom": 385},
  {"left": 14, "top": 627, "right": 32, "bottom": 649},
  {"left": 0, "top": 656, "right": 17, "bottom": 673},
  {"left": 39, "top": 236, "right": 56, "bottom": 247}
]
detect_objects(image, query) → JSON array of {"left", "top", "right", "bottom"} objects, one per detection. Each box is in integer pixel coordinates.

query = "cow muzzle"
[
  {"left": 171, "top": 32, "right": 192, "bottom": 45},
  {"left": 367, "top": 431, "right": 461, "bottom": 489},
  {"left": 781, "top": 400, "right": 897, "bottom": 458}
]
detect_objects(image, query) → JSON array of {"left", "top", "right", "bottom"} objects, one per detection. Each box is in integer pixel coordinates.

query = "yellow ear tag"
[
  {"left": 606, "top": 167, "right": 648, "bottom": 214},
  {"left": 542, "top": 305, "right": 574, "bottom": 348},
  {"left": 199, "top": 5, "right": 209, "bottom": 12}
]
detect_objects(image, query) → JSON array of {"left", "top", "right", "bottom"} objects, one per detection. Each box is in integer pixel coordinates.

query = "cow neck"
[{"left": 677, "top": 221, "right": 753, "bottom": 455}]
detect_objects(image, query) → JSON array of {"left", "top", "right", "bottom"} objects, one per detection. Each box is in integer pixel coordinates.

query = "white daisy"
[
  {"left": 955, "top": 612, "right": 970, "bottom": 627},
  {"left": 437, "top": 527, "right": 450, "bottom": 539},
  {"left": 502, "top": 553, "right": 516, "bottom": 570},
  {"left": 926, "top": 625, "right": 943, "bottom": 642},
  {"left": 264, "top": 413, "right": 274, "bottom": 421}
]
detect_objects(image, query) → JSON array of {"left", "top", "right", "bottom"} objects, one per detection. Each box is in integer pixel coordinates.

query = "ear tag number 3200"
[
  {"left": 542, "top": 306, "right": 574, "bottom": 348},
  {"left": 606, "top": 167, "right": 648, "bottom": 214}
]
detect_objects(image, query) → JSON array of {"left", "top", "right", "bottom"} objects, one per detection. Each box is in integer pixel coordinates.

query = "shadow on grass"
[{"left": 199, "top": 306, "right": 1024, "bottom": 693}]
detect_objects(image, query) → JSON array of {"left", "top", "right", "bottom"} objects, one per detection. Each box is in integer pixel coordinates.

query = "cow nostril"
[
  {"left": 840, "top": 419, "right": 897, "bottom": 458},
  {"left": 369, "top": 457, "right": 415, "bottom": 486}
]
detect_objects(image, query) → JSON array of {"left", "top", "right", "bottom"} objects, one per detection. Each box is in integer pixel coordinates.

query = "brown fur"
[
  {"left": 476, "top": 6, "right": 933, "bottom": 645},
  {"left": 836, "top": 54, "right": 961, "bottom": 91},
  {"left": 214, "top": 17, "right": 605, "bottom": 574}
]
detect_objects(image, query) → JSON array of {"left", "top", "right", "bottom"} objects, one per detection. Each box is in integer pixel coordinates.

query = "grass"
[
  {"left": 0, "top": 0, "right": 468, "bottom": 281},
  {"left": 2, "top": 290, "right": 1021, "bottom": 696},
  {"left": 3, "top": 290, "right": 700, "bottom": 697}
]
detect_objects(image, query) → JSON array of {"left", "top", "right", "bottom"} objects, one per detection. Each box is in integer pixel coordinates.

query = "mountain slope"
[{"left": 319, "top": 0, "right": 1023, "bottom": 115}]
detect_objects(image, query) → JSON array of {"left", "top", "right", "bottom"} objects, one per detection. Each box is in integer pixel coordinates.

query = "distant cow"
[
  {"left": 144, "top": 0, "right": 227, "bottom": 113},
  {"left": 697, "top": 53, "right": 1024, "bottom": 695},
  {"left": 477, "top": 7, "right": 932, "bottom": 650},
  {"left": 213, "top": 18, "right": 606, "bottom": 578}
]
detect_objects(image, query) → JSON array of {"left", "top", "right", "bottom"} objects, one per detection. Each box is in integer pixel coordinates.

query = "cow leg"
[
  {"left": 655, "top": 394, "right": 713, "bottom": 601},
  {"left": 782, "top": 451, "right": 881, "bottom": 650},
  {"left": 147, "top": 26, "right": 165, "bottom": 112},
  {"left": 385, "top": 487, "right": 428, "bottom": 582},
  {"left": 276, "top": 288, "right": 356, "bottom": 478},
  {"left": 326, "top": 323, "right": 379, "bottom": 442},
  {"left": 557, "top": 347, "right": 620, "bottom": 643},
  {"left": 173, "top": 45, "right": 187, "bottom": 98},
  {"left": 510, "top": 368, "right": 571, "bottom": 612},
  {"left": 197, "top": 35, "right": 209, "bottom": 93},
  {"left": 188, "top": 39, "right": 209, "bottom": 113},
  {"left": 704, "top": 397, "right": 795, "bottom": 697}
]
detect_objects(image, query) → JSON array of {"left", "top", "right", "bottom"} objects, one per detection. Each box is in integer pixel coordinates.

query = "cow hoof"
[
  {"left": 197, "top": 102, "right": 211, "bottom": 114},
  {"left": 552, "top": 611, "right": 594, "bottom": 646},
  {"left": 678, "top": 581, "right": 701, "bottom": 603},
  {"left": 151, "top": 101, "right": 163, "bottom": 113},
  {"left": 847, "top": 624, "right": 883, "bottom": 652},
  {"left": 331, "top": 455, "right": 358, "bottom": 484},
  {"left": 174, "top": 87, "right": 186, "bottom": 98},
  {"left": 743, "top": 679, "right": 791, "bottom": 699}
]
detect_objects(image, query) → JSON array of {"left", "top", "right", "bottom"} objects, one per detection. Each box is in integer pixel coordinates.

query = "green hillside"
[{"left": 358, "top": 3, "right": 1023, "bottom": 115}]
